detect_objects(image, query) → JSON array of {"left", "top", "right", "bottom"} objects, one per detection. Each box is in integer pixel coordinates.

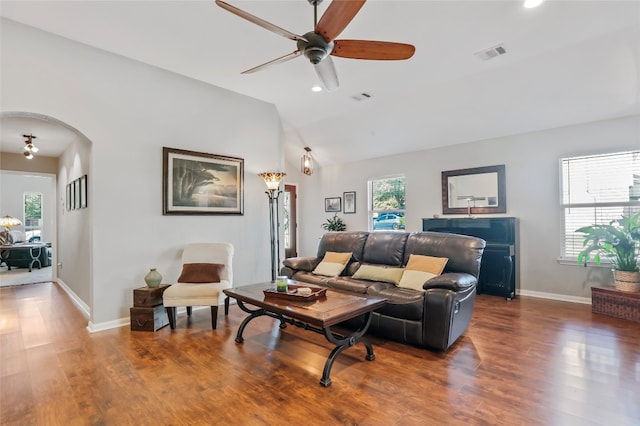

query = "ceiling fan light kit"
[
  {"left": 215, "top": 0, "right": 415, "bottom": 90},
  {"left": 22, "top": 134, "right": 39, "bottom": 159}
]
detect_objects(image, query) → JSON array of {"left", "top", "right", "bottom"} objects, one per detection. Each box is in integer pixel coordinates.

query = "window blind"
[{"left": 561, "top": 151, "right": 640, "bottom": 259}]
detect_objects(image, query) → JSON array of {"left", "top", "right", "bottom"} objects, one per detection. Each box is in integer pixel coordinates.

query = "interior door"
[{"left": 284, "top": 184, "right": 297, "bottom": 258}]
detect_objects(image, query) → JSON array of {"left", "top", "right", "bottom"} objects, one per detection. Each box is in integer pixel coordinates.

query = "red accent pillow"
[{"left": 177, "top": 263, "right": 224, "bottom": 283}]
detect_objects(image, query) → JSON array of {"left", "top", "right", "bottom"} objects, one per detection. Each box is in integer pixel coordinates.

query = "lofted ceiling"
[{"left": 1, "top": 0, "right": 639, "bottom": 167}]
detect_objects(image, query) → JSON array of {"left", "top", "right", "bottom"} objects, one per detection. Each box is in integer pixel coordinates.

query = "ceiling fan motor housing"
[{"left": 298, "top": 31, "right": 334, "bottom": 64}]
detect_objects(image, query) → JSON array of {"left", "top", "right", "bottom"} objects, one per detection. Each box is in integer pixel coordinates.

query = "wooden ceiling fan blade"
[
  {"left": 315, "top": 0, "right": 366, "bottom": 43},
  {"left": 216, "top": 0, "right": 306, "bottom": 42},
  {"left": 332, "top": 40, "right": 416, "bottom": 60},
  {"left": 241, "top": 51, "right": 302, "bottom": 74},
  {"left": 314, "top": 56, "right": 339, "bottom": 91}
]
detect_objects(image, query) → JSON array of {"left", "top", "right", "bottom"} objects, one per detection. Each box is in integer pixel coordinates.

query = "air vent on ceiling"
[
  {"left": 351, "top": 92, "right": 372, "bottom": 101},
  {"left": 475, "top": 44, "right": 507, "bottom": 61}
]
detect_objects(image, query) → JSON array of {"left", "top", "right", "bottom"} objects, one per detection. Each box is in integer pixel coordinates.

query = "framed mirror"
[{"left": 441, "top": 165, "right": 506, "bottom": 215}]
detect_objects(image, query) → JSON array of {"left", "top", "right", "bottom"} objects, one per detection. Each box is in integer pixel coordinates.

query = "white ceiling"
[{"left": 1, "top": 0, "right": 639, "bottom": 166}]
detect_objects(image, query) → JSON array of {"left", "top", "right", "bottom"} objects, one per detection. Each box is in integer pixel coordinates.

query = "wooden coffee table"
[{"left": 224, "top": 282, "right": 387, "bottom": 387}]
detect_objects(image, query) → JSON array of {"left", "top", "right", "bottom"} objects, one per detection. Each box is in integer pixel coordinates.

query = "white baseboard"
[
  {"left": 56, "top": 278, "right": 91, "bottom": 317},
  {"left": 85, "top": 305, "right": 222, "bottom": 333},
  {"left": 87, "top": 317, "right": 130, "bottom": 333},
  {"left": 518, "top": 289, "right": 591, "bottom": 305}
]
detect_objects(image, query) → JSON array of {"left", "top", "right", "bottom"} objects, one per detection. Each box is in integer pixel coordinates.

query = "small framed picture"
[
  {"left": 73, "top": 179, "right": 80, "bottom": 209},
  {"left": 66, "top": 183, "right": 71, "bottom": 211},
  {"left": 343, "top": 191, "right": 356, "bottom": 214},
  {"left": 325, "top": 197, "right": 341, "bottom": 212},
  {"left": 80, "top": 174, "right": 88, "bottom": 208}
]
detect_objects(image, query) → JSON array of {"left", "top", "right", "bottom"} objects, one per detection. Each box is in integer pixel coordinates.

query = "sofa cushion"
[
  {"left": 352, "top": 264, "right": 404, "bottom": 285},
  {"left": 398, "top": 270, "right": 437, "bottom": 291},
  {"left": 317, "top": 231, "right": 368, "bottom": 263},
  {"left": 405, "top": 232, "right": 485, "bottom": 277},
  {"left": 7, "top": 230, "right": 26, "bottom": 244},
  {"left": 323, "top": 276, "right": 374, "bottom": 294},
  {"left": 366, "top": 282, "right": 424, "bottom": 321},
  {"left": 178, "top": 263, "right": 224, "bottom": 283},
  {"left": 362, "top": 232, "right": 408, "bottom": 266},
  {"left": 313, "top": 251, "right": 352, "bottom": 277}
]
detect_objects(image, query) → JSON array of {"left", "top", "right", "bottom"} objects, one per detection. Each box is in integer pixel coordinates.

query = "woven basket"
[{"left": 613, "top": 270, "right": 640, "bottom": 292}]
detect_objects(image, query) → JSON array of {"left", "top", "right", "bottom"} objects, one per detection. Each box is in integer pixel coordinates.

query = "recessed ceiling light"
[
  {"left": 524, "top": 0, "right": 544, "bottom": 8},
  {"left": 311, "top": 86, "right": 322, "bottom": 92}
]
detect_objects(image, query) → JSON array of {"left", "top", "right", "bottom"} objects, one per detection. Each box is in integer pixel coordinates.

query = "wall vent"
[
  {"left": 475, "top": 44, "right": 507, "bottom": 61},
  {"left": 351, "top": 92, "right": 372, "bottom": 101}
]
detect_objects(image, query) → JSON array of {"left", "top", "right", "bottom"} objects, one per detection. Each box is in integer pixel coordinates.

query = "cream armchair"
[{"left": 163, "top": 242, "right": 234, "bottom": 330}]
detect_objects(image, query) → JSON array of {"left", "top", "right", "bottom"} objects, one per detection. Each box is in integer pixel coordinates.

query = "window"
[
  {"left": 369, "top": 176, "right": 406, "bottom": 231},
  {"left": 24, "top": 192, "right": 42, "bottom": 242},
  {"left": 561, "top": 151, "right": 640, "bottom": 260}
]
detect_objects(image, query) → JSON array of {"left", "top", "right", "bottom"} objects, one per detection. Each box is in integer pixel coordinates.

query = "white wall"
[
  {"left": 57, "top": 135, "right": 91, "bottom": 303},
  {"left": 290, "top": 115, "right": 639, "bottom": 300},
  {"left": 1, "top": 19, "right": 283, "bottom": 327}
]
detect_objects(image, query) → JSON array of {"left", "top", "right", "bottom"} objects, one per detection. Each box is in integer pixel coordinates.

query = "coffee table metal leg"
[
  {"left": 320, "top": 311, "right": 375, "bottom": 387},
  {"left": 234, "top": 299, "right": 285, "bottom": 343}
]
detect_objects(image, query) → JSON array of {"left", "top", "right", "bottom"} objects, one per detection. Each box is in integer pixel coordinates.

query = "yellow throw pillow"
[
  {"left": 398, "top": 270, "right": 437, "bottom": 291},
  {"left": 405, "top": 254, "right": 448, "bottom": 275},
  {"left": 323, "top": 251, "right": 352, "bottom": 264},
  {"left": 352, "top": 264, "right": 405, "bottom": 285},
  {"left": 312, "top": 251, "right": 352, "bottom": 277}
]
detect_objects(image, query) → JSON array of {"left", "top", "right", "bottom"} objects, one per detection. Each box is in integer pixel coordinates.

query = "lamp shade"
[
  {"left": 0, "top": 215, "right": 22, "bottom": 232},
  {"left": 259, "top": 172, "right": 286, "bottom": 191}
]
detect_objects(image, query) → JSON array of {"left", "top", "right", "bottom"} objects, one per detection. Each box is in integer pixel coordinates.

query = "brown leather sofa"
[{"left": 280, "top": 231, "right": 486, "bottom": 351}]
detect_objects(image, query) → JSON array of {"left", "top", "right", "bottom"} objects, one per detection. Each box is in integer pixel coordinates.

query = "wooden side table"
[
  {"left": 591, "top": 286, "right": 640, "bottom": 323},
  {"left": 130, "top": 285, "right": 171, "bottom": 331}
]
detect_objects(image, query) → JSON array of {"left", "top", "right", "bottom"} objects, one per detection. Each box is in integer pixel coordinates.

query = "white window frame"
[
  {"left": 23, "top": 192, "right": 43, "bottom": 242},
  {"left": 368, "top": 175, "right": 406, "bottom": 232},
  {"left": 560, "top": 150, "right": 640, "bottom": 264}
]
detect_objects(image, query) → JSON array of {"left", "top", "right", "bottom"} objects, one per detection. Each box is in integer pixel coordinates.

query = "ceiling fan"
[{"left": 215, "top": 0, "right": 415, "bottom": 90}]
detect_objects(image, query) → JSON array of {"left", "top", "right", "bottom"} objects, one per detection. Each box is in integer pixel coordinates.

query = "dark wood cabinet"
[
  {"left": 130, "top": 285, "right": 170, "bottom": 331},
  {"left": 422, "top": 217, "right": 518, "bottom": 299}
]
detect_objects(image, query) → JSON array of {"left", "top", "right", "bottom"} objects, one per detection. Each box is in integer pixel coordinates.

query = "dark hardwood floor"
[{"left": 1, "top": 282, "right": 638, "bottom": 425}]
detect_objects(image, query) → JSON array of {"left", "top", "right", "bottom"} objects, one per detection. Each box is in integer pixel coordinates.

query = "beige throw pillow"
[
  {"left": 398, "top": 270, "right": 437, "bottom": 291},
  {"left": 405, "top": 254, "right": 448, "bottom": 275},
  {"left": 352, "top": 264, "right": 405, "bottom": 285},
  {"left": 312, "top": 251, "right": 352, "bottom": 277}
]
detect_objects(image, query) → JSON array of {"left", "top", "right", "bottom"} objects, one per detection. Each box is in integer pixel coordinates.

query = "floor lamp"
[{"left": 259, "top": 172, "right": 286, "bottom": 281}]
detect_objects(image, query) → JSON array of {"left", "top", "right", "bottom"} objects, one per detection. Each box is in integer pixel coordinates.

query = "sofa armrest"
[
  {"left": 422, "top": 272, "right": 477, "bottom": 292},
  {"left": 282, "top": 257, "right": 320, "bottom": 273}
]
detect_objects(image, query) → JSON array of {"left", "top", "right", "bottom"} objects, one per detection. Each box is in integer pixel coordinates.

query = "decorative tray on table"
[{"left": 263, "top": 284, "right": 327, "bottom": 302}]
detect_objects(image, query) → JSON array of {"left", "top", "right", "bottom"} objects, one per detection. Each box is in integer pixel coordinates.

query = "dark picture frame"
[
  {"left": 66, "top": 183, "right": 71, "bottom": 211},
  {"left": 343, "top": 191, "right": 356, "bottom": 214},
  {"left": 441, "top": 164, "right": 506, "bottom": 215},
  {"left": 80, "top": 174, "right": 88, "bottom": 208},
  {"left": 325, "top": 197, "right": 341, "bottom": 212},
  {"left": 163, "top": 147, "right": 244, "bottom": 215},
  {"left": 73, "top": 179, "right": 80, "bottom": 210}
]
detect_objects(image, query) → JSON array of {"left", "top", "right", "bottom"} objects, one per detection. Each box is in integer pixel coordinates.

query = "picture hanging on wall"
[
  {"left": 163, "top": 147, "right": 244, "bottom": 215},
  {"left": 73, "top": 179, "right": 80, "bottom": 210},
  {"left": 80, "top": 174, "right": 88, "bottom": 208},
  {"left": 343, "top": 191, "right": 356, "bottom": 214},
  {"left": 66, "top": 183, "right": 71, "bottom": 211},
  {"left": 325, "top": 197, "right": 341, "bottom": 212}
]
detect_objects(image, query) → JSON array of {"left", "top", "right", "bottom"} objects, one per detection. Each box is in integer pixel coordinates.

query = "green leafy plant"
[
  {"left": 576, "top": 212, "right": 640, "bottom": 272},
  {"left": 321, "top": 213, "right": 346, "bottom": 232}
]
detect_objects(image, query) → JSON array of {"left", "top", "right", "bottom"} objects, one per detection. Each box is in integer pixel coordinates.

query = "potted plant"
[
  {"left": 321, "top": 213, "right": 346, "bottom": 232},
  {"left": 576, "top": 211, "right": 640, "bottom": 291}
]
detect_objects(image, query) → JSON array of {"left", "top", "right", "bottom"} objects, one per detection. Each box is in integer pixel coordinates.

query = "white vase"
[{"left": 144, "top": 268, "right": 162, "bottom": 288}]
